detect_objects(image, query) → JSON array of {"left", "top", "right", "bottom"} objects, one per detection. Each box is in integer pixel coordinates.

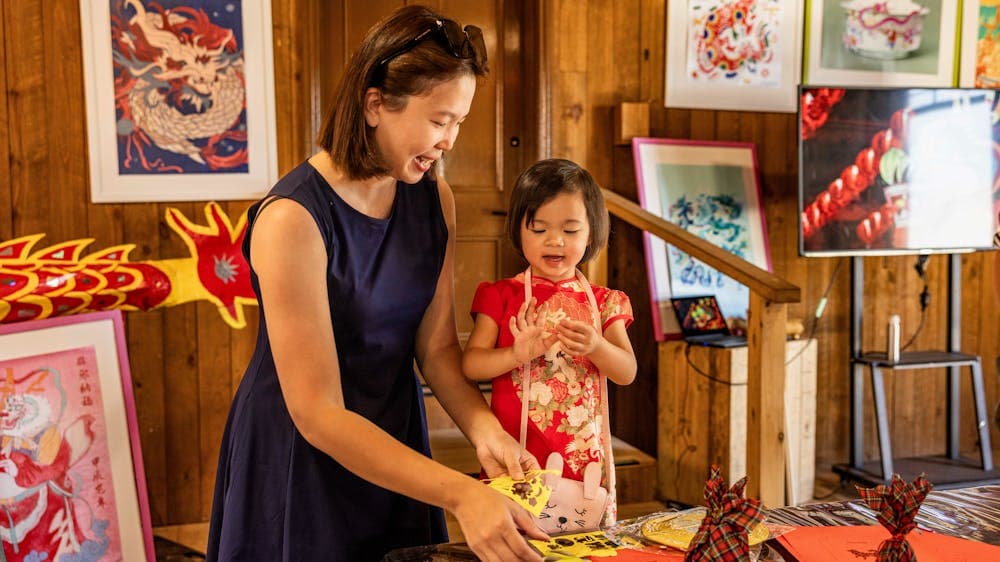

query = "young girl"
[{"left": 462, "top": 158, "right": 638, "bottom": 526}]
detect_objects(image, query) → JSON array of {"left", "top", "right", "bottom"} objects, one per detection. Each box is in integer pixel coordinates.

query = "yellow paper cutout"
[
  {"left": 640, "top": 509, "right": 769, "bottom": 551},
  {"left": 483, "top": 469, "right": 558, "bottom": 516},
  {"left": 528, "top": 531, "right": 619, "bottom": 559}
]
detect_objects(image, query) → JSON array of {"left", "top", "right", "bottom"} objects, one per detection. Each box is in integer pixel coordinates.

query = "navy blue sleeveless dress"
[{"left": 206, "top": 161, "right": 449, "bottom": 561}]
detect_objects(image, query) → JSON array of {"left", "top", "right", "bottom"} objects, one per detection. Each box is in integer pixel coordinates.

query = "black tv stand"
[{"left": 832, "top": 256, "right": 1000, "bottom": 488}]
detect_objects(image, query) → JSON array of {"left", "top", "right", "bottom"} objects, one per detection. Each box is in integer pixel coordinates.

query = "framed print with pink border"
[
  {"left": 0, "top": 310, "right": 154, "bottom": 561},
  {"left": 632, "top": 138, "right": 772, "bottom": 341}
]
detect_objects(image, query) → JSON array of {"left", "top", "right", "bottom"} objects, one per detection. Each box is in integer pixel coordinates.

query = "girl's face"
[
  {"left": 521, "top": 191, "right": 591, "bottom": 282},
  {"left": 368, "top": 75, "right": 476, "bottom": 184}
]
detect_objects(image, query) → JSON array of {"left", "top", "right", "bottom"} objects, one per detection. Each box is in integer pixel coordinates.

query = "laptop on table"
[{"left": 670, "top": 295, "right": 747, "bottom": 348}]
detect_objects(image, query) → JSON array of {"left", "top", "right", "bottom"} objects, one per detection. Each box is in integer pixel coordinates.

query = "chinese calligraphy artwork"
[{"left": 0, "top": 311, "right": 153, "bottom": 561}]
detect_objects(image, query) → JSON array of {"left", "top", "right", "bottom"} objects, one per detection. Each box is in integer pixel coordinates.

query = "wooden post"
[{"left": 746, "top": 295, "right": 787, "bottom": 506}]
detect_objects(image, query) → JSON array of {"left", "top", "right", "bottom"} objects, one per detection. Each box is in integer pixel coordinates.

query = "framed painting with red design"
[
  {"left": 0, "top": 310, "right": 154, "bottom": 561},
  {"left": 79, "top": 0, "right": 277, "bottom": 202},
  {"left": 632, "top": 138, "right": 772, "bottom": 341},
  {"left": 664, "top": 0, "right": 804, "bottom": 112}
]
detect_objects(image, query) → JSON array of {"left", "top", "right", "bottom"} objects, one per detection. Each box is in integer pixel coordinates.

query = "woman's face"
[
  {"left": 369, "top": 74, "right": 476, "bottom": 184},
  {"left": 520, "top": 191, "right": 591, "bottom": 282}
]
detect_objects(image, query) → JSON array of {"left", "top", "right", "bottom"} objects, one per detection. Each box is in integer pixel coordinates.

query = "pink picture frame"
[
  {"left": 632, "top": 138, "right": 772, "bottom": 341},
  {"left": 0, "top": 310, "right": 154, "bottom": 561}
]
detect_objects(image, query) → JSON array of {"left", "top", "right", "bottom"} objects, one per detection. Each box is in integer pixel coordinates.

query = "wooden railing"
[{"left": 603, "top": 189, "right": 801, "bottom": 506}]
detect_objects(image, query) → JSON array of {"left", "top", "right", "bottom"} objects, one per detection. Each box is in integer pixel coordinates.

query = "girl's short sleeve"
[
  {"left": 601, "top": 290, "right": 634, "bottom": 331},
  {"left": 470, "top": 281, "right": 504, "bottom": 326}
]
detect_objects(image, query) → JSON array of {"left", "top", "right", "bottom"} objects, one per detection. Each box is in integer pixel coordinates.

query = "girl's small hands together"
[
  {"left": 556, "top": 318, "right": 602, "bottom": 357},
  {"left": 509, "top": 297, "right": 547, "bottom": 364}
]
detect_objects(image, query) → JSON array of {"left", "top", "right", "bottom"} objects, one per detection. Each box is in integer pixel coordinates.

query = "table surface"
[{"left": 383, "top": 485, "right": 1000, "bottom": 561}]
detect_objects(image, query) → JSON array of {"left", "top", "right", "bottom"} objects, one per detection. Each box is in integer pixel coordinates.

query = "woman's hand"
[
  {"left": 453, "top": 482, "right": 547, "bottom": 562},
  {"left": 556, "top": 318, "right": 602, "bottom": 357},
  {"left": 509, "top": 298, "right": 547, "bottom": 364},
  {"left": 475, "top": 430, "right": 540, "bottom": 480}
]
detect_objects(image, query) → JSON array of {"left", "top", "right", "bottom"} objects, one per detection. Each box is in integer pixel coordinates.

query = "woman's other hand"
[{"left": 475, "top": 429, "right": 539, "bottom": 480}]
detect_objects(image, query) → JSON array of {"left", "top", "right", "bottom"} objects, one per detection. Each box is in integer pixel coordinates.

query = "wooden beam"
[
  {"left": 603, "top": 189, "right": 800, "bottom": 304},
  {"left": 745, "top": 295, "right": 788, "bottom": 506}
]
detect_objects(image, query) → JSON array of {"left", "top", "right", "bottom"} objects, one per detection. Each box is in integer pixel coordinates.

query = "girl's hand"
[
  {"left": 509, "top": 297, "right": 547, "bottom": 364},
  {"left": 556, "top": 318, "right": 602, "bottom": 357},
  {"left": 453, "top": 483, "right": 547, "bottom": 562},
  {"left": 475, "top": 429, "right": 540, "bottom": 480}
]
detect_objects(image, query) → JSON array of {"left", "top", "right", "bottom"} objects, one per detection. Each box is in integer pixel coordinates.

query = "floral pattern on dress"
[{"left": 508, "top": 284, "right": 631, "bottom": 476}]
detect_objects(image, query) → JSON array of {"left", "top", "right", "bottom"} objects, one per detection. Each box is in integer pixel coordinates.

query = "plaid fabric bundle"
[
  {"left": 684, "top": 465, "right": 764, "bottom": 562},
  {"left": 857, "top": 474, "right": 933, "bottom": 562}
]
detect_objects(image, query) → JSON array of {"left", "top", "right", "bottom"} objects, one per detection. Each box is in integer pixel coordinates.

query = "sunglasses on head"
[{"left": 376, "top": 19, "right": 487, "bottom": 75}]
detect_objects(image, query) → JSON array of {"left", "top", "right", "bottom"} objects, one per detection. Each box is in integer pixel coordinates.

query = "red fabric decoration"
[
  {"left": 684, "top": 466, "right": 764, "bottom": 561},
  {"left": 856, "top": 473, "right": 933, "bottom": 562}
]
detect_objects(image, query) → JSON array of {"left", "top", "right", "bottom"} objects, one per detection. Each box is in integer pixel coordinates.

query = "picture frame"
[
  {"left": 959, "top": 1, "right": 1000, "bottom": 87},
  {"left": 631, "top": 138, "right": 772, "bottom": 341},
  {"left": 665, "top": 0, "right": 804, "bottom": 112},
  {"left": 80, "top": 0, "right": 278, "bottom": 202},
  {"left": 0, "top": 310, "right": 154, "bottom": 561},
  {"left": 804, "top": 0, "right": 958, "bottom": 87}
]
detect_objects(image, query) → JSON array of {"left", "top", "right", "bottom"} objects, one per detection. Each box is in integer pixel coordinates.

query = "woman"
[{"left": 206, "top": 6, "right": 546, "bottom": 561}]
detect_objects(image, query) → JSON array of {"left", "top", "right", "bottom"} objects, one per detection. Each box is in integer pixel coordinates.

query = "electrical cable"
[
  {"left": 785, "top": 258, "right": 845, "bottom": 365},
  {"left": 899, "top": 271, "right": 930, "bottom": 351},
  {"left": 900, "top": 303, "right": 927, "bottom": 352},
  {"left": 683, "top": 342, "right": 746, "bottom": 386}
]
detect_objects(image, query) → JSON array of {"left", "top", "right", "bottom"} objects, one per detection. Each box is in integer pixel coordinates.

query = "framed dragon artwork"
[
  {"left": 0, "top": 310, "right": 154, "bottom": 561},
  {"left": 79, "top": 0, "right": 278, "bottom": 202}
]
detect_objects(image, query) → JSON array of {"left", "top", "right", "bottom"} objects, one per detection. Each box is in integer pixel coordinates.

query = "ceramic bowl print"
[{"left": 841, "top": 0, "right": 930, "bottom": 59}]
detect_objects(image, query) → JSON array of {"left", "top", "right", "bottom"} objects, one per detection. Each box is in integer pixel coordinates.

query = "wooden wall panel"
[
  {"left": 1, "top": 0, "right": 317, "bottom": 526},
  {"left": 0, "top": 0, "right": 10, "bottom": 239}
]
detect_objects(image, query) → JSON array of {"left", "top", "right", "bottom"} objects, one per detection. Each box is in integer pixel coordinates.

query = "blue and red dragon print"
[{"left": 110, "top": 0, "right": 249, "bottom": 174}]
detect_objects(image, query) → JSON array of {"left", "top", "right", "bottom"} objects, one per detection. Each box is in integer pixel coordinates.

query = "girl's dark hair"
[
  {"left": 506, "top": 159, "right": 609, "bottom": 264},
  {"left": 317, "top": 6, "right": 489, "bottom": 180}
]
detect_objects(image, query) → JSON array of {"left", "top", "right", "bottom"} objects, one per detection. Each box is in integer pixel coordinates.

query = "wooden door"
[{"left": 319, "top": 0, "right": 539, "bottom": 340}]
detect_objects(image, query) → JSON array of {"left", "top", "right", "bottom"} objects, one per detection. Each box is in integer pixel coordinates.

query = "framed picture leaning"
[
  {"left": 0, "top": 310, "right": 154, "bottom": 561},
  {"left": 632, "top": 138, "right": 772, "bottom": 341}
]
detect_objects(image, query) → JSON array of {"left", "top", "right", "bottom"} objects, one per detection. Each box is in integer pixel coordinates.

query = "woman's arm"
[
  {"left": 415, "top": 178, "right": 540, "bottom": 476},
  {"left": 252, "top": 197, "right": 543, "bottom": 561}
]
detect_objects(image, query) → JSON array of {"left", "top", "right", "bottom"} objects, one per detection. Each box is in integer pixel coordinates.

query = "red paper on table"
[
  {"left": 776, "top": 525, "right": 1000, "bottom": 562},
  {"left": 591, "top": 548, "right": 685, "bottom": 561}
]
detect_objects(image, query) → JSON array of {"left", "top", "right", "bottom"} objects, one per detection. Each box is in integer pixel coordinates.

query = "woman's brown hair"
[
  {"left": 506, "top": 159, "right": 610, "bottom": 264},
  {"left": 317, "top": 6, "right": 489, "bottom": 180}
]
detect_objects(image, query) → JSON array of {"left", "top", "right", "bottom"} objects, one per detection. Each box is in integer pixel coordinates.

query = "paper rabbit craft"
[{"left": 536, "top": 452, "right": 609, "bottom": 535}]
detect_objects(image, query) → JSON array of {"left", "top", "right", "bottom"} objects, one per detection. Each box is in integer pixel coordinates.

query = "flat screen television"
[{"left": 798, "top": 87, "right": 1000, "bottom": 257}]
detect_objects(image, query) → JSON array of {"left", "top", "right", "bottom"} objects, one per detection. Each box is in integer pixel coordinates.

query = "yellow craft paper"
[
  {"left": 529, "top": 531, "right": 620, "bottom": 559},
  {"left": 483, "top": 469, "right": 557, "bottom": 516}
]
